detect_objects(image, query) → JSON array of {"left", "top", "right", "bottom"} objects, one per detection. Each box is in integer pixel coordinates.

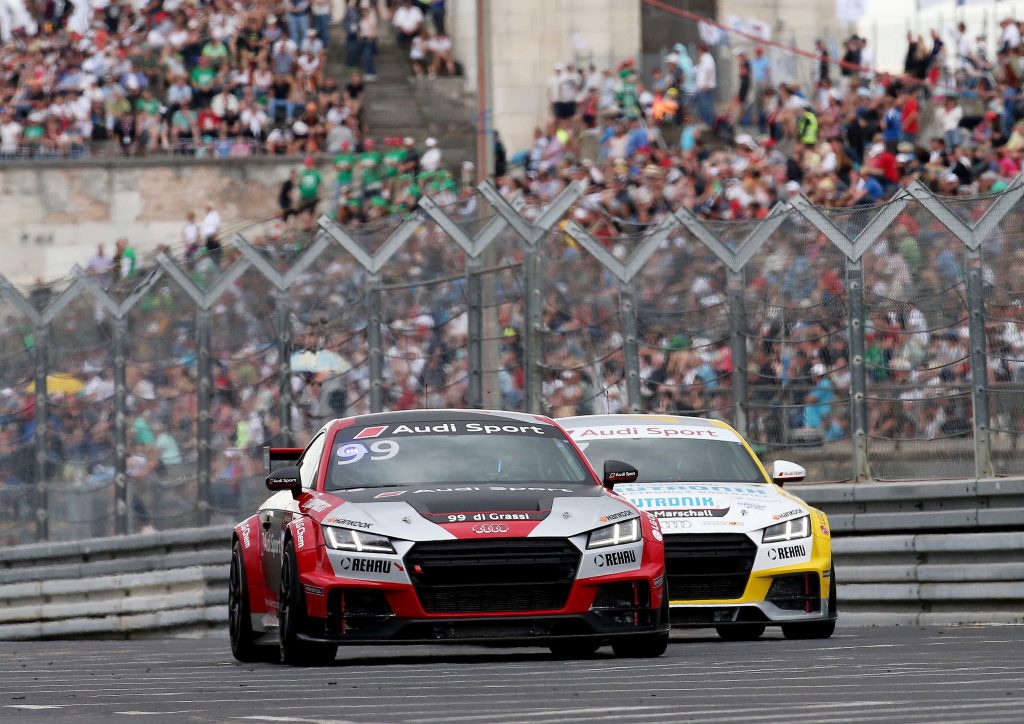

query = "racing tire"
[
  {"left": 229, "top": 540, "right": 276, "bottom": 663},
  {"left": 715, "top": 624, "right": 766, "bottom": 641},
  {"left": 548, "top": 640, "right": 602, "bottom": 658},
  {"left": 279, "top": 540, "right": 338, "bottom": 666}
]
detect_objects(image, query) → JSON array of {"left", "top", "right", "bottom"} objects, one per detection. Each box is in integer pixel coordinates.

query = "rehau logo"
[
  {"left": 595, "top": 549, "right": 638, "bottom": 568},
  {"left": 766, "top": 544, "right": 807, "bottom": 561}
]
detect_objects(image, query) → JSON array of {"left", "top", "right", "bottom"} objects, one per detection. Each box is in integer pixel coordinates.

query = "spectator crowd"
[{"left": 10, "top": 11, "right": 1024, "bottom": 539}]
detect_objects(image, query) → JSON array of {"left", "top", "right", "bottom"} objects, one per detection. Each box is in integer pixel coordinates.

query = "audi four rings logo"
[{"left": 472, "top": 523, "right": 509, "bottom": 534}]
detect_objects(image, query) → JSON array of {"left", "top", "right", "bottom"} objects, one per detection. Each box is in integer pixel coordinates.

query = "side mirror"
[
  {"left": 267, "top": 465, "right": 302, "bottom": 498},
  {"left": 770, "top": 460, "right": 806, "bottom": 486},
  {"left": 602, "top": 459, "right": 639, "bottom": 490}
]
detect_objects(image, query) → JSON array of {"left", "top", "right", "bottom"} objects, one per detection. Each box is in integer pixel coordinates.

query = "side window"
[{"left": 298, "top": 433, "right": 327, "bottom": 490}]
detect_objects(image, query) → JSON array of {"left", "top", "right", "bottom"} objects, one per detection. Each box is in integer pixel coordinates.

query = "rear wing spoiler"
[{"left": 264, "top": 446, "right": 304, "bottom": 473}]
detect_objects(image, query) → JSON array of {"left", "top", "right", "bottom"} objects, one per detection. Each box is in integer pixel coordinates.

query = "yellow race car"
[{"left": 559, "top": 414, "right": 837, "bottom": 640}]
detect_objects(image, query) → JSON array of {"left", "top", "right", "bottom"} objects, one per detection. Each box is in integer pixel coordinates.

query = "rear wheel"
[
  {"left": 229, "top": 540, "right": 275, "bottom": 663},
  {"left": 279, "top": 540, "right": 337, "bottom": 666},
  {"left": 549, "top": 640, "right": 602, "bottom": 658},
  {"left": 716, "top": 624, "right": 766, "bottom": 641}
]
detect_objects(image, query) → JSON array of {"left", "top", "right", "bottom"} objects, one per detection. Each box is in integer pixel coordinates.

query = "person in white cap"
[{"left": 421, "top": 137, "right": 442, "bottom": 172}]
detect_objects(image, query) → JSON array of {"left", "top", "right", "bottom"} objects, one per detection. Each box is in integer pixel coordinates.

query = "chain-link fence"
[{"left": 2, "top": 178, "right": 1023, "bottom": 544}]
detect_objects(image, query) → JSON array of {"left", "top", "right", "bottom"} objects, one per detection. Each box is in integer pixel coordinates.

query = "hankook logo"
[{"left": 471, "top": 523, "right": 510, "bottom": 534}]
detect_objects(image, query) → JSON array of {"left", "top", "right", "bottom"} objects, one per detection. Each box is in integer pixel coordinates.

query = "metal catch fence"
[{"left": 2, "top": 178, "right": 1024, "bottom": 544}]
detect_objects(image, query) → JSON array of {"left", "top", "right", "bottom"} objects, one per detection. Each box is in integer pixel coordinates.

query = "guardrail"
[
  {"left": 0, "top": 479, "right": 1021, "bottom": 639},
  {"left": 0, "top": 526, "right": 231, "bottom": 640}
]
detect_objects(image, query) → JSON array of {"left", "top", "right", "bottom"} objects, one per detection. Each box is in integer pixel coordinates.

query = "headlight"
[
  {"left": 588, "top": 518, "right": 640, "bottom": 549},
  {"left": 762, "top": 515, "right": 810, "bottom": 543},
  {"left": 324, "top": 526, "right": 395, "bottom": 554}
]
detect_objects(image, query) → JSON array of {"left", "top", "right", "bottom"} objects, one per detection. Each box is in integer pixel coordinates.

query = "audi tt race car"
[
  {"left": 230, "top": 409, "right": 670, "bottom": 665},
  {"left": 558, "top": 414, "right": 837, "bottom": 641}
]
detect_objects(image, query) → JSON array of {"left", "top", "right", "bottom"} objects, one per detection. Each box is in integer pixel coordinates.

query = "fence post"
[
  {"left": 275, "top": 289, "right": 293, "bottom": 444},
  {"left": 32, "top": 323, "right": 48, "bottom": 541},
  {"left": 620, "top": 280, "right": 642, "bottom": 413},
  {"left": 727, "top": 269, "right": 748, "bottom": 436},
  {"left": 845, "top": 258, "right": 871, "bottom": 481},
  {"left": 466, "top": 256, "right": 484, "bottom": 408},
  {"left": 965, "top": 248, "right": 994, "bottom": 479},
  {"left": 112, "top": 315, "right": 129, "bottom": 535},
  {"left": 523, "top": 247, "right": 543, "bottom": 413},
  {"left": 366, "top": 274, "right": 384, "bottom": 413},
  {"left": 196, "top": 308, "right": 212, "bottom": 527}
]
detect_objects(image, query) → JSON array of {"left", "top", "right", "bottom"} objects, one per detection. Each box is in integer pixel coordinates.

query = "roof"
[
  {"left": 557, "top": 414, "right": 721, "bottom": 429},
  {"left": 332, "top": 409, "right": 554, "bottom": 428}
]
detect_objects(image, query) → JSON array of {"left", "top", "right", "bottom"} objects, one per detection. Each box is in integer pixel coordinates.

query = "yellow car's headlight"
[{"left": 762, "top": 515, "right": 810, "bottom": 544}]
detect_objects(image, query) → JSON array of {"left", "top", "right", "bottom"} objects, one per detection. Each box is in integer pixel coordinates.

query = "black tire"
[
  {"left": 782, "top": 568, "right": 838, "bottom": 640},
  {"left": 716, "top": 624, "right": 766, "bottom": 641},
  {"left": 229, "top": 540, "right": 276, "bottom": 663},
  {"left": 549, "top": 640, "right": 602, "bottom": 658},
  {"left": 612, "top": 631, "right": 669, "bottom": 658},
  {"left": 279, "top": 539, "right": 338, "bottom": 666}
]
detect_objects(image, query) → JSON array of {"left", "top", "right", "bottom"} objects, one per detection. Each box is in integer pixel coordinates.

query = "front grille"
[
  {"left": 664, "top": 534, "right": 757, "bottom": 600},
  {"left": 405, "top": 539, "right": 581, "bottom": 613}
]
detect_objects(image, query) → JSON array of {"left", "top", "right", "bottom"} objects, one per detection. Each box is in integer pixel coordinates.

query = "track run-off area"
[{"left": 1, "top": 626, "right": 1022, "bottom": 723}]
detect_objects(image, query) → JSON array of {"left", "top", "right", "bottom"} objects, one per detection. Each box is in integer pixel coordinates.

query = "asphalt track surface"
[{"left": 2, "top": 626, "right": 1023, "bottom": 724}]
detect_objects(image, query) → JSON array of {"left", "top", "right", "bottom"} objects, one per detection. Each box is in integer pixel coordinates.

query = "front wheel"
[
  {"left": 716, "top": 624, "right": 766, "bottom": 641},
  {"left": 279, "top": 539, "right": 338, "bottom": 666}
]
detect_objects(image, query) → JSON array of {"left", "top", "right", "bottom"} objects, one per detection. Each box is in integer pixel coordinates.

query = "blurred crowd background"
[{"left": 5, "top": 1, "right": 1024, "bottom": 541}]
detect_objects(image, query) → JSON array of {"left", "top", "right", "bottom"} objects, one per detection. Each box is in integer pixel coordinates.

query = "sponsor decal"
[
  {"left": 410, "top": 486, "right": 574, "bottom": 494},
  {"left": 325, "top": 517, "right": 373, "bottom": 529},
  {"left": 302, "top": 498, "right": 333, "bottom": 513},
  {"left": 820, "top": 525, "right": 831, "bottom": 536},
  {"left": 240, "top": 521, "right": 252, "bottom": 549},
  {"left": 357, "top": 422, "right": 548, "bottom": 437},
  {"left": 304, "top": 584, "right": 324, "bottom": 596},
  {"left": 568, "top": 425, "right": 738, "bottom": 441},
  {"left": 294, "top": 519, "right": 307, "bottom": 549},
  {"left": 374, "top": 490, "right": 406, "bottom": 499},
  {"left": 600, "top": 510, "right": 634, "bottom": 523},
  {"left": 659, "top": 519, "right": 693, "bottom": 531},
  {"left": 430, "top": 511, "right": 545, "bottom": 522},
  {"left": 595, "top": 549, "right": 638, "bottom": 568},
  {"left": 766, "top": 544, "right": 807, "bottom": 561},
  {"left": 263, "top": 529, "right": 282, "bottom": 556},
  {"left": 645, "top": 511, "right": 660, "bottom": 529},
  {"left": 617, "top": 482, "right": 769, "bottom": 497},
  {"left": 337, "top": 440, "right": 400, "bottom": 465},
  {"left": 654, "top": 507, "right": 731, "bottom": 518},
  {"left": 340, "top": 557, "right": 393, "bottom": 573},
  {"left": 652, "top": 528, "right": 663, "bottom": 542},
  {"left": 471, "top": 523, "right": 510, "bottom": 534},
  {"left": 772, "top": 508, "right": 804, "bottom": 521}
]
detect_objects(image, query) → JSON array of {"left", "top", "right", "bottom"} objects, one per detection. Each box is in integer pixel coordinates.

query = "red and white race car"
[{"left": 229, "top": 409, "right": 670, "bottom": 664}]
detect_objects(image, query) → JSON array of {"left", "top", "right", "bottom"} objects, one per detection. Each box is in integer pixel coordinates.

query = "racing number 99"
[{"left": 336, "top": 440, "right": 400, "bottom": 465}]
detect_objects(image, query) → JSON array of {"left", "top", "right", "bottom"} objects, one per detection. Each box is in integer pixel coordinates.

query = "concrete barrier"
[{"left": 1, "top": 479, "right": 1022, "bottom": 638}]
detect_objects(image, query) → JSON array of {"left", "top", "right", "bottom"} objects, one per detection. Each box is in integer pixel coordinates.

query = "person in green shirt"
[
  {"left": 382, "top": 137, "right": 406, "bottom": 179},
  {"left": 335, "top": 141, "right": 355, "bottom": 190},
  {"left": 297, "top": 156, "right": 322, "bottom": 220},
  {"left": 135, "top": 88, "right": 161, "bottom": 116},
  {"left": 190, "top": 57, "right": 218, "bottom": 105},
  {"left": 201, "top": 39, "right": 230, "bottom": 69},
  {"left": 357, "top": 138, "right": 383, "bottom": 195}
]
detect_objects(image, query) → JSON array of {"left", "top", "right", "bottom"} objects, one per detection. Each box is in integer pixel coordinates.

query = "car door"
[{"left": 262, "top": 432, "right": 326, "bottom": 611}]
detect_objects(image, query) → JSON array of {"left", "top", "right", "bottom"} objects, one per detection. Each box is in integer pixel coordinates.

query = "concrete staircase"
[{"left": 327, "top": 26, "right": 477, "bottom": 172}]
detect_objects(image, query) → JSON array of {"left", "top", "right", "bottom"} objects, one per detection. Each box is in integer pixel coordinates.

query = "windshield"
[
  {"left": 326, "top": 421, "right": 593, "bottom": 489},
  {"left": 575, "top": 438, "right": 766, "bottom": 484}
]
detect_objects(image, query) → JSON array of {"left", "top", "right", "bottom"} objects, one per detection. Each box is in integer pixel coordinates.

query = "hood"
[
  {"left": 611, "top": 481, "right": 808, "bottom": 534},
  {"left": 302, "top": 484, "right": 636, "bottom": 540}
]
